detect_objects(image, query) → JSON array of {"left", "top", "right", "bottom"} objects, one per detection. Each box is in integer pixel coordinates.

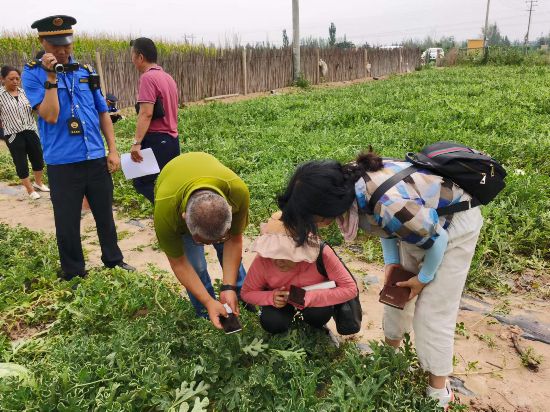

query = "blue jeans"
[{"left": 182, "top": 234, "right": 247, "bottom": 317}]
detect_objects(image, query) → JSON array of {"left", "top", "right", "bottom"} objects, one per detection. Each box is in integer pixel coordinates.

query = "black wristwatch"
[
  {"left": 220, "top": 284, "right": 238, "bottom": 292},
  {"left": 44, "top": 81, "right": 58, "bottom": 89}
]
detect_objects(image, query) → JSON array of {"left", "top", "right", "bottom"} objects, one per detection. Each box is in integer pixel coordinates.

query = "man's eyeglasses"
[{"left": 192, "top": 232, "right": 231, "bottom": 246}]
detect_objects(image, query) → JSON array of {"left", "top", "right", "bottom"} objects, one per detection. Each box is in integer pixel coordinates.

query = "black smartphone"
[
  {"left": 219, "top": 304, "right": 242, "bottom": 334},
  {"left": 288, "top": 285, "right": 306, "bottom": 306}
]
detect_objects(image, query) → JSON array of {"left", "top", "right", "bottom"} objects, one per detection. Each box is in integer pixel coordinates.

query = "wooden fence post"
[
  {"left": 364, "top": 48, "right": 368, "bottom": 77},
  {"left": 242, "top": 48, "right": 248, "bottom": 95},
  {"left": 94, "top": 51, "right": 106, "bottom": 94},
  {"left": 315, "top": 48, "right": 320, "bottom": 84}
]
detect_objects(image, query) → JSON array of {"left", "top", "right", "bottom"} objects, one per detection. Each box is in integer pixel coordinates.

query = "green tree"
[
  {"left": 402, "top": 35, "right": 459, "bottom": 51},
  {"left": 335, "top": 35, "right": 355, "bottom": 49},
  {"left": 282, "top": 29, "right": 289, "bottom": 48},
  {"left": 535, "top": 32, "right": 550, "bottom": 46},
  {"left": 482, "top": 23, "right": 511, "bottom": 46},
  {"left": 329, "top": 22, "right": 336, "bottom": 46}
]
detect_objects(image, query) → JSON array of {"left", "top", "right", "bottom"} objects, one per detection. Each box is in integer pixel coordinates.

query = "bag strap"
[
  {"left": 316, "top": 241, "right": 328, "bottom": 278},
  {"left": 436, "top": 197, "right": 481, "bottom": 216},
  {"left": 366, "top": 165, "right": 417, "bottom": 214},
  {"left": 365, "top": 163, "right": 482, "bottom": 217},
  {"left": 316, "top": 242, "right": 358, "bottom": 288}
]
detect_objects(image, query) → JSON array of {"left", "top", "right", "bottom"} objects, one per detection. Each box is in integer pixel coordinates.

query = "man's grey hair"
[{"left": 185, "top": 191, "right": 232, "bottom": 241}]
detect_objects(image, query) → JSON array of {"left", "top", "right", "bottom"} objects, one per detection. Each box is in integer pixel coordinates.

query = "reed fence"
[{"left": 1, "top": 47, "right": 421, "bottom": 108}]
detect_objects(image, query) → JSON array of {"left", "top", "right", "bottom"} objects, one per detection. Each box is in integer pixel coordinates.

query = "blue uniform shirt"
[{"left": 22, "top": 58, "right": 109, "bottom": 165}]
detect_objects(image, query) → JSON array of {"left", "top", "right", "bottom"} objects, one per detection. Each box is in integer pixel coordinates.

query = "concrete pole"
[
  {"left": 483, "top": 0, "right": 491, "bottom": 48},
  {"left": 524, "top": 0, "right": 537, "bottom": 47},
  {"left": 292, "top": 0, "right": 300, "bottom": 81}
]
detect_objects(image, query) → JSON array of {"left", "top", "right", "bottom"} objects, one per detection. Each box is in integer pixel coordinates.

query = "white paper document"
[
  {"left": 121, "top": 148, "right": 160, "bottom": 180},
  {"left": 302, "top": 281, "right": 336, "bottom": 291}
]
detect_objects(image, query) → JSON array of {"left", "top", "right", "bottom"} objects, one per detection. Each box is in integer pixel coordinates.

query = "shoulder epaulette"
[
  {"left": 79, "top": 63, "right": 94, "bottom": 74},
  {"left": 25, "top": 59, "right": 40, "bottom": 69}
]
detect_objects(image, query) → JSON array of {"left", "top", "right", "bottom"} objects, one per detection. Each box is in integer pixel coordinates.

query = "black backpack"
[
  {"left": 366, "top": 141, "right": 507, "bottom": 216},
  {"left": 316, "top": 242, "right": 362, "bottom": 335}
]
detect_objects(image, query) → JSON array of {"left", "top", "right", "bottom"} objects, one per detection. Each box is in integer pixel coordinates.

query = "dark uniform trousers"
[
  {"left": 48, "top": 157, "right": 123, "bottom": 276},
  {"left": 133, "top": 132, "right": 180, "bottom": 204}
]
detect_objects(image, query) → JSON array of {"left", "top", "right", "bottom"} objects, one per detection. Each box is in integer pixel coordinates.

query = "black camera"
[
  {"left": 37, "top": 59, "right": 79, "bottom": 73},
  {"left": 53, "top": 62, "right": 80, "bottom": 73}
]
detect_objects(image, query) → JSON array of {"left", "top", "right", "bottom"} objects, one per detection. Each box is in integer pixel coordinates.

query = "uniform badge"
[
  {"left": 53, "top": 17, "right": 64, "bottom": 27},
  {"left": 67, "top": 117, "right": 83, "bottom": 135}
]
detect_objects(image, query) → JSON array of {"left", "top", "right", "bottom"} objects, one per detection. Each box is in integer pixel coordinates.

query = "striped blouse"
[{"left": 0, "top": 87, "right": 38, "bottom": 136}]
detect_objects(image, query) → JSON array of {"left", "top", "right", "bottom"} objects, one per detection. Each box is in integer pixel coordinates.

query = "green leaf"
[{"left": 0, "top": 362, "right": 32, "bottom": 385}]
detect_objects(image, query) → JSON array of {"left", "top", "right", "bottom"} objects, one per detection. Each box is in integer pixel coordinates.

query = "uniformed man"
[
  {"left": 106, "top": 93, "right": 123, "bottom": 124},
  {"left": 22, "top": 15, "right": 135, "bottom": 280}
]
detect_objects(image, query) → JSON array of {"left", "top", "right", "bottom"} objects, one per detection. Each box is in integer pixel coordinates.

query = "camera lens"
[{"left": 54, "top": 64, "right": 64, "bottom": 73}]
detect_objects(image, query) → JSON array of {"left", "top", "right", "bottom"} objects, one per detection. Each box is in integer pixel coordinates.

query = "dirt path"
[{"left": 1, "top": 181, "right": 549, "bottom": 412}]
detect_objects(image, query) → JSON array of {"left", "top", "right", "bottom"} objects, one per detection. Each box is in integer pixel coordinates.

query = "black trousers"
[
  {"left": 260, "top": 304, "right": 334, "bottom": 334},
  {"left": 133, "top": 132, "right": 180, "bottom": 204},
  {"left": 5, "top": 129, "right": 44, "bottom": 179},
  {"left": 48, "top": 157, "right": 123, "bottom": 277}
]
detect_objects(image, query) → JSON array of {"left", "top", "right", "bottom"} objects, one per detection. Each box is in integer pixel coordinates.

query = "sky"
[{"left": 2, "top": 0, "right": 550, "bottom": 46}]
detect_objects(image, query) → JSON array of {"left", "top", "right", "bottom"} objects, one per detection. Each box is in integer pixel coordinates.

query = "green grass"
[
  {"left": 0, "top": 32, "right": 213, "bottom": 57},
  {"left": 457, "top": 47, "right": 550, "bottom": 66},
  {"left": 0, "top": 223, "right": 439, "bottom": 411},
  {"left": 109, "top": 65, "right": 550, "bottom": 293}
]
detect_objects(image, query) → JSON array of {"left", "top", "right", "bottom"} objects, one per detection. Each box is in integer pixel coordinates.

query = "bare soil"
[
  {"left": 1, "top": 181, "right": 549, "bottom": 411},
  {"left": 183, "top": 76, "right": 390, "bottom": 107}
]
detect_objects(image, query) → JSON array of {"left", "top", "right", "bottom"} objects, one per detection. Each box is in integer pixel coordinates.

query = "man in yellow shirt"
[{"left": 154, "top": 152, "right": 249, "bottom": 328}]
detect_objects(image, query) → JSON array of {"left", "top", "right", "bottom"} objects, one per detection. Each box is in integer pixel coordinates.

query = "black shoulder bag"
[
  {"left": 365, "top": 141, "right": 506, "bottom": 216},
  {"left": 135, "top": 97, "right": 165, "bottom": 119},
  {"left": 316, "top": 242, "right": 363, "bottom": 335}
]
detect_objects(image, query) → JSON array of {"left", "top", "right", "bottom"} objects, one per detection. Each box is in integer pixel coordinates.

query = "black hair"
[
  {"left": 1, "top": 66, "right": 20, "bottom": 78},
  {"left": 130, "top": 37, "right": 157, "bottom": 63},
  {"left": 277, "top": 148, "right": 383, "bottom": 245}
]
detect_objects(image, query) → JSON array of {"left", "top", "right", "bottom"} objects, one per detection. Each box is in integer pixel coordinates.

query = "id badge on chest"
[{"left": 67, "top": 117, "right": 83, "bottom": 135}]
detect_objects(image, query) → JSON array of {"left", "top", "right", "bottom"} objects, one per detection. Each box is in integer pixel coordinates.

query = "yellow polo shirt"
[{"left": 154, "top": 152, "right": 250, "bottom": 257}]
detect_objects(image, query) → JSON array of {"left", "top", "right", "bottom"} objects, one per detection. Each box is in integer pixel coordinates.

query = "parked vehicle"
[{"left": 422, "top": 47, "right": 445, "bottom": 62}]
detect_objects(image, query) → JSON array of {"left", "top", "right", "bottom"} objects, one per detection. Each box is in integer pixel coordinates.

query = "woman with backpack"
[
  {"left": 277, "top": 148, "right": 485, "bottom": 410},
  {"left": 241, "top": 211, "right": 357, "bottom": 334}
]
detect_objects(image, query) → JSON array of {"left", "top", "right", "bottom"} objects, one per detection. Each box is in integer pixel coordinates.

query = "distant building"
[{"left": 467, "top": 39, "right": 484, "bottom": 56}]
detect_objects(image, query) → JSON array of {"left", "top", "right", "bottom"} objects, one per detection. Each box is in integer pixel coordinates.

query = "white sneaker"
[
  {"left": 32, "top": 183, "right": 50, "bottom": 192},
  {"left": 426, "top": 381, "right": 455, "bottom": 410},
  {"left": 29, "top": 191, "right": 41, "bottom": 200}
]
